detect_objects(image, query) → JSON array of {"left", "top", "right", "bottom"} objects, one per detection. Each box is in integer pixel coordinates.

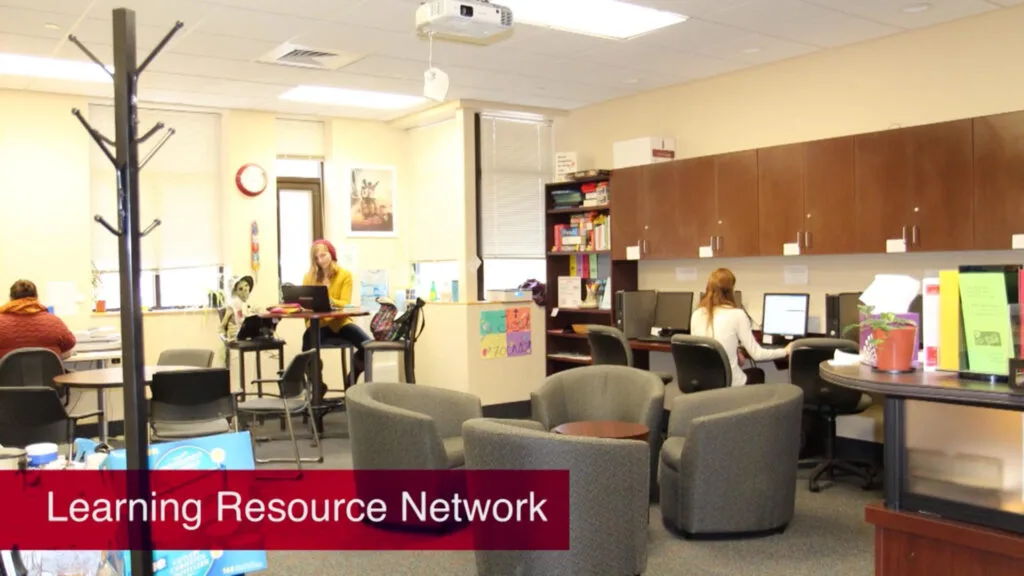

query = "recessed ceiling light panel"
[
  {"left": 0, "top": 53, "right": 111, "bottom": 82},
  {"left": 499, "top": 0, "right": 687, "bottom": 40},
  {"left": 279, "top": 85, "right": 427, "bottom": 110},
  {"left": 901, "top": 3, "right": 932, "bottom": 13}
]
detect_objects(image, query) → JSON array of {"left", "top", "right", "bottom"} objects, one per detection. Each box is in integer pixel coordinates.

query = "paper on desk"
[
  {"left": 626, "top": 245, "right": 640, "bottom": 260},
  {"left": 698, "top": 245, "right": 713, "bottom": 259},
  {"left": 783, "top": 242, "right": 800, "bottom": 256},
  {"left": 828, "top": 349, "right": 862, "bottom": 366},
  {"left": 859, "top": 274, "right": 920, "bottom": 314}
]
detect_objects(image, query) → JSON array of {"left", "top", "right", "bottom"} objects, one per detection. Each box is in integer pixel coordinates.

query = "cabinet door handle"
[
  {"left": 710, "top": 236, "right": 715, "bottom": 252},
  {"left": 716, "top": 236, "right": 722, "bottom": 251},
  {"left": 643, "top": 239, "right": 649, "bottom": 255},
  {"left": 805, "top": 231, "right": 811, "bottom": 248},
  {"left": 796, "top": 231, "right": 802, "bottom": 247},
  {"left": 902, "top": 226, "right": 907, "bottom": 243},
  {"left": 912, "top": 225, "right": 918, "bottom": 245}
]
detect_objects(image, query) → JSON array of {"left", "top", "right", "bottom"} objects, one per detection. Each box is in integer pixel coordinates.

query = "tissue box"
[{"left": 859, "top": 312, "right": 920, "bottom": 368}]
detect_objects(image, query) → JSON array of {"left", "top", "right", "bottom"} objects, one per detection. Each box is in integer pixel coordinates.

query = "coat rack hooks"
[
  {"left": 140, "top": 127, "right": 175, "bottom": 169},
  {"left": 68, "top": 11, "right": 185, "bottom": 576}
]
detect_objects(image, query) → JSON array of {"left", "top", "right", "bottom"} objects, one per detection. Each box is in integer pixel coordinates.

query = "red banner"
[{"left": 0, "top": 470, "right": 569, "bottom": 551}]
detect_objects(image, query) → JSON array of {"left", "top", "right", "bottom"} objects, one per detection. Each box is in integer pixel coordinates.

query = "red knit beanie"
[{"left": 313, "top": 239, "right": 337, "bottom": 261}]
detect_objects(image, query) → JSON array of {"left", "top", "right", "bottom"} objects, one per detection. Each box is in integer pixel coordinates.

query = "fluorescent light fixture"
[
  {"left": 0, "top": 53, "right": 111, "bottom": 83},
  {"left": 499, "top": 0, "right": 687, "bottom": 40},
  {"left": 279, "top": 85, "right": 427, "bottom": 109}
]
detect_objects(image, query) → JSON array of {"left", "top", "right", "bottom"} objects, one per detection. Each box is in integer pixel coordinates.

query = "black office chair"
[
  {"left": 0, "top": 387, "right": 101, "bottom": 458},
  {"left": 157, "top": 348, "right": 214, "bottom": 367},
  {"left": 149, "top": 368, "right": 237, "bottom": 441},
  {"left": 586, "top": 325, "right": 674, "bottom": 384},
  {"left": 0, "top": 347, "right": 69, "bottom": 406},
  {"left": 669, "top": 334, "right": 731, "bottom": 393},
  {"left": 789, "top": 337, "right": 878, "bottom": 492}
]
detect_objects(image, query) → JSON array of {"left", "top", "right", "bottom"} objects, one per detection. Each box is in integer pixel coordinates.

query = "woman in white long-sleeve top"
[{"left": 690, "top": 268, "right": 791, "bottom": 386}]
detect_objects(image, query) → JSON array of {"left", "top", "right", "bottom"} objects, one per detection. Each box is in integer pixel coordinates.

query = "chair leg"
[
  {"left": 808, "top": 413, "right": 877, "bottom": 492},
  {"left": 364, "top": 349, "right": 375, "bottom": 383},
  {"left": 283, "top": 408, "right": 302, "bottom": 471},
  {"left": 307, "top": 404, "right": 323, "bottom": 463},
  {"left": 403, "top": 344, "right": 415, "bottom": 384},
  {"left": 251, "top": 411, "right": 326, "bottom": 466}
]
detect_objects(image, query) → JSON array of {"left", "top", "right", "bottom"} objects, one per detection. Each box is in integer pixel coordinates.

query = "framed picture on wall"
[{"left": 348, "top": 165, "right": 397, "bottom": 237}]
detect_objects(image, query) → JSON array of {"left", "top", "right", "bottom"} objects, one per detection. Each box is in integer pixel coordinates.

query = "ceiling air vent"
[{"left": 256, "top": 43, "right": 365, "bottom": 71}]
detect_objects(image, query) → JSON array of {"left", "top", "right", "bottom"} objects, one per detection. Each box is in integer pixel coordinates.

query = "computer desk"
[{"left": 626, "top": 330, "right": 827, "bottom": 371}]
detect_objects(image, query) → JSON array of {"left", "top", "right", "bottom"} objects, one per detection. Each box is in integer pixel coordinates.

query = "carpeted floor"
[{"left": 239, "top": 411, "right": 877, "bottom": 576}]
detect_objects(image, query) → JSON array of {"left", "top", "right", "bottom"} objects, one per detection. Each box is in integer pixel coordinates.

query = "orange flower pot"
[
  {"left": 95, "top": 300, "right": 106, "bottom": 313},
  {"left": 873, "top": 326, "right": 916, "bottom": 373}
]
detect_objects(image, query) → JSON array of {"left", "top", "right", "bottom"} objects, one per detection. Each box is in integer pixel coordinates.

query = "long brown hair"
[
  {"left": 308, "top": 243, "right": 337, "bottom": 284},
  {"left": 699, "top": 268, "right": 739, "bottom": 333}
]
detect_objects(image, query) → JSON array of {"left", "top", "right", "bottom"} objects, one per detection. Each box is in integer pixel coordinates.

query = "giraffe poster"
[{"left": 349, "top": 166, "right": 397, "bottom": 237}]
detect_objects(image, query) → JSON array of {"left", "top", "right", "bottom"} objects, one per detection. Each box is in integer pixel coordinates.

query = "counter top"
[{"left": 819, "top": 362, "right": 1024, "bottom": 410}]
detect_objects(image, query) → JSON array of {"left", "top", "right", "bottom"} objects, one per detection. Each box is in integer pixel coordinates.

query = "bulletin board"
[{"left": 479, "top": 307, "right": 532, "bottom": 360}]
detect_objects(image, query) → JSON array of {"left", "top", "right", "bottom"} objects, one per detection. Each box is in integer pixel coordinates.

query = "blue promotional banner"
[{"left": 102, "top": 431, "right": 267, "bottom": 576}]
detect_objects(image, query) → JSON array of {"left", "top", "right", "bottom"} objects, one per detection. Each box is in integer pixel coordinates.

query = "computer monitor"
[
  {"left": 761, "top": 293, "right": 810, "bottom": 343},
  {"left": 837, "top": 292, "right": 862, "bottom": 342},
  {"left": 282, "top": 285, "right": 334, "bottom": 312},
  {"left": 653, "top": 291, "right": 693, "bottom": 334},
  {"left": 697, "top": 290, "right": 742, "bottom": 308}
]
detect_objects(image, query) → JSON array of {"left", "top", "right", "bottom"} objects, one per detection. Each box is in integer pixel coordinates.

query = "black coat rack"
[{"left": 69, "top": 9, "right": 182, "bottom": 576}]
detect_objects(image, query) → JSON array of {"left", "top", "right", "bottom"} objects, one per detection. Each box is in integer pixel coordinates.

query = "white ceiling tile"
[
  {"left": 625, "top": 0, "right": 753, "bottom": 18},
  {"left": 988, "top": 0, "right": 1024, "bottom": 5},
  {"left": 582, "top": 41, "right": 741, "bottom": 77},
  {"left": 0, "top": 32, "right": 60, "bottom": 56},
  {"left": 166, "top": 32, "right": 280, "bottom": 61},
  {"left": 637, "top": 18, "right": 755, "bottom": 52},
  {"left": 86, "top": 0, "right": 219, "bottom": 27},
  {"left": 498, "top": 26, "right": 626, "bottom": 56},
  {"left": 702, "top": 0, "right": 901, "bottom": 48},
  {"left": 0, "top": 0, "right": 90, "bottom": 16},
  {"left": 0, "top": 7, "right": 80, "bottom": 41},
  {"left": 292, "top": 21, "right": 423, "bottom": 57},
  {"left": 803, "top": 0, "right": 997, "bottom": 29},
  {"left": 693, "top": 30, "right": 820, "bottom": 65},
  {"left": 190, "top": 5, "right": 321, "bottom": 42}
]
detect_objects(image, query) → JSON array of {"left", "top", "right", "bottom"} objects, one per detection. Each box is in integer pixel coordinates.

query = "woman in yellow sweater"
[{"left": 302, "top": 239, "right": 371, "bottom": 392}]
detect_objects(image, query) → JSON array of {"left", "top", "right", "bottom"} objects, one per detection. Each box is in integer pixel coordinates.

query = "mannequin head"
[{"left": 232, "top": 276, "right": 254, "bottom": 302}]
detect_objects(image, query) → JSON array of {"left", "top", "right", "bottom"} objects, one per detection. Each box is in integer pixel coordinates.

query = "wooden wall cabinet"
[
  {"left": 974, "top": 111, "right": 1024, "bottom": 250},
  {"left": 711, "top": 150, "right": 760, "bottom": 258},
  {"left": 758, "top": 137, "right": 858, "bottom": 256},
  {"left": 609, "top": 162, "right": 687, "bottom": 260},
  {"left": 609, "top": 165, "right": 644, "bottom": 260},
  {"left": 856, "top": 121, "right": 974, "bottom": 253}
]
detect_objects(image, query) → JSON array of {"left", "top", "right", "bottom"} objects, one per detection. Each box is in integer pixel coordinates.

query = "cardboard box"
[{"left": 612, "top": 137, "right": 675, "bottom": 169}]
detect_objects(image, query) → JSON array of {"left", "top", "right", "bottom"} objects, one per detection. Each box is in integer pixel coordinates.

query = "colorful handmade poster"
[
  {"left": 479, "top": 308, "right": 532, "bottom": 360},
  {"left": 507, "top": 307, "right": 531, "bottom": 332},
  {"left": 480, "top": 310, "right": 507, "bottom": 336}
]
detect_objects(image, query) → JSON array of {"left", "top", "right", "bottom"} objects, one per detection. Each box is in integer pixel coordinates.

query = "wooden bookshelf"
[{"left": 544, "top": 173, "right": 637, "bottom": 376}]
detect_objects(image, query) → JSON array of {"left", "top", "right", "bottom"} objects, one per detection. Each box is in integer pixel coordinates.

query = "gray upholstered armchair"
[
  {"left": 463, "top": 418, "right": 650, "bottom": 576},
  {"left": 346, "top": 383, "right": 483, "bottom": 470},
  {"left": 531, "top": 365, "right": 664, "bottom": 498},
  {"left": 660, "top": 383, "right": 804, "bottom": 538}
]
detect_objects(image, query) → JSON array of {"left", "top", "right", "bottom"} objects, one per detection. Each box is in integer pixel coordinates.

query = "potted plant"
[
  {"left": 844, "top": 304, "right": 918, "bottom": 373},
  {"left": 91, "top": 262, "right": 106, "bottom": 313}
]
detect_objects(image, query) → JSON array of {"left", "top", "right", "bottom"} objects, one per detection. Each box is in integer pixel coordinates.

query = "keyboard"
[{"left": 636, "top": 336, "right": 671, "bottom": 343}]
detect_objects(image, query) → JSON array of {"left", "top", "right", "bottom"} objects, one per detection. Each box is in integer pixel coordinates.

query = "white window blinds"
[
  {"left": 479, "top": 114, "right": 553, "bottom": 259},
  {"left": 88, "top": 104, "right": 222, "bottom": 271},
  {"left": 275, "top": 118, "right": 325, "bottom": 157}
]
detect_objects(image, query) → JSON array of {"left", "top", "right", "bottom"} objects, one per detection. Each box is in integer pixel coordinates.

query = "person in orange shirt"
[
  {"left": 302, "top": 240, "right": 371, "bottom": 395},
  {"left": 0, "top": 279, "right": 77, "bottom": 362}
]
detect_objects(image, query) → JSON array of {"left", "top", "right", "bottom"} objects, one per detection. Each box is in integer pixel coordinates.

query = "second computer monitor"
[
  {"left": 761, "top": 293, "right": 810, "bottom": 342},
  {"left": 654, "top": 291, "right": 694, "bottom": 333}
]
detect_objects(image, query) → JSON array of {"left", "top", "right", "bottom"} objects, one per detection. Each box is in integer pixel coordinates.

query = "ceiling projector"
[{"left": 416, "top": 0, "right": 513, "bottom": 40}]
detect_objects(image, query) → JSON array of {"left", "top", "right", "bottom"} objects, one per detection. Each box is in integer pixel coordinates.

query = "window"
[
  {"left": 276, "top": 159, "right": 324, "bottom": 288},
  {"left": 88, "top": 104, "right": 223, "bottom": 309},
  {"left": 477, "top": 113, "right": 553, "bottom": 296},
  {"left": 414, "top": 261, "right": 459, "bottom": 301}
]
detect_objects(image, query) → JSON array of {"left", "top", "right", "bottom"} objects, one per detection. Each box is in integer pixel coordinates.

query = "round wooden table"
[
  {"left": 53, "top": 365, "right": 198, "bottom": 443},
  {"left": 553, "top": 420, "right": 650, "bottom": 442}
]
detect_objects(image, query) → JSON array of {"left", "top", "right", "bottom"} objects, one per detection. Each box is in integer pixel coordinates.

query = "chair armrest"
[
  {"left": 233, "top": 391, "right": 284, "bottom": 400},
  {"left": 364, "top": 341, "right": 408, "bottom": 352},
  {"left": 668, "top": 388, "right": 753, "bottom": 438},
  {"left": 530, "top": 384, "right": 568, "bottom": 430},
  {"left": 480, "top": 418, "right": 546, "bottom": 432},
  {"left": 250, "top": 378, "right": 283, "bottom": 384},
  {"left": 68, "top": 410, "right": 104, "bottom": 422}
]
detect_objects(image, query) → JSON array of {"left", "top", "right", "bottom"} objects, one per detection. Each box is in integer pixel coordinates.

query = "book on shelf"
[
  {"left": 551, "top": 212, "right": 611, "bottom": 252},
  {"left": 549, "top": 181, "right": 609, "bottom": 210}
]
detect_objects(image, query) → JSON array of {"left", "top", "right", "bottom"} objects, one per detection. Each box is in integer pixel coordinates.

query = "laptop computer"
[
  {"left": 235, "top": 315, "right": 280, "bottom": 340},
  {"left": 282, "top": 285, "right": 335, "bottom": 312}
]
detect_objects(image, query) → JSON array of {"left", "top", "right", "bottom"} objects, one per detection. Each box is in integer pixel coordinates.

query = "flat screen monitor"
[
  {"left": 653, "top": 291, "right": 693, "bottom": 333},
  {"left": 761, "top": 293, "right": 810, "bottom": 341},
  {"left": 698, "top": 290, "right": 742, "bottom": 308},
  {"left": 837, "top": 292, "right": 863, "bottom": 342}
]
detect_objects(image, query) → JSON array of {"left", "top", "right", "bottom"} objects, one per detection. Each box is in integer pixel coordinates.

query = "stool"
[
  {"left": 227, "top": 338, "right": 286, "bottom": 401},
  {"left": 317, "top": 341, "right": 358, "bottom": 413},
  {"left": 364, "top": 340, "right": 416, "bottom": 383}
]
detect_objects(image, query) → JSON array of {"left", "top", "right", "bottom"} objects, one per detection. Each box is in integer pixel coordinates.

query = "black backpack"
[{"left": 378, "top": 298, "right": 426, "bottom": 342}]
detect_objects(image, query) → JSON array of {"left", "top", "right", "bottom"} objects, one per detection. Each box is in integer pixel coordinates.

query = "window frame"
[
  {"left": 94, "top": 265, "right": 225, "bottom": 312},
  {"left": 276, "top": 176, "right": 325, "bottom": 292}
]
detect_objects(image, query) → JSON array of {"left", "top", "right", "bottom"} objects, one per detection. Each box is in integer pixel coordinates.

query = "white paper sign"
[
  {"left": 783, "top": 242, "right": 801, "bottom": 256},
  {"left": 626, "top": 245, "right": 641, "bottom": 260},
  {"left": 1013, "top": 234, "right": 1024, "bottom": 250},
  {"left": 698, "top": 245, "right": 713, "bottom": 258},
  {"left": 886, "top": 238, "right": 907, "bottom": 253},
  {"left": 783, "top": 265, "right": 809, "bottom": 286},
  {"left": 650, "top": 327, "right": 661, "bottom": 337},
  {"left": 675, "top": 267, "right": 697, "bottom": 282}
]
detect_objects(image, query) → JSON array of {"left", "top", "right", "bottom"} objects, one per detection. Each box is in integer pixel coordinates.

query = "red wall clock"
[{"left": 236, "top": 163, "right": 267, "bottom": 196}]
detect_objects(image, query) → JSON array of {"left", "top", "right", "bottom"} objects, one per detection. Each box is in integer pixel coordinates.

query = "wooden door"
[
  {"left": 855, "top": 129, "right": 913, "bottom": 253},
  {"left": 610, "top": 165, "right": 645, "bottom": 260},
  {"left": 677, "top": 156, "right": 717, "bottom": 258},
  {"left": 640, "top": 161, "right": 685, "bottom": 259},
  {"left": 804, "top": 136, "right": 858, "bottom": 255},
  {"left": 974, "top": 111, "right": 1024, "bottom": 250},
  {"left": 907, "top": 119, "right": 974, "bottom": 252},
  {"left": 714, "top": 150, "right": 760, "bottom": 258},
  {"left": 757, "top": 143, "right": 805, "bottom": 256}
]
